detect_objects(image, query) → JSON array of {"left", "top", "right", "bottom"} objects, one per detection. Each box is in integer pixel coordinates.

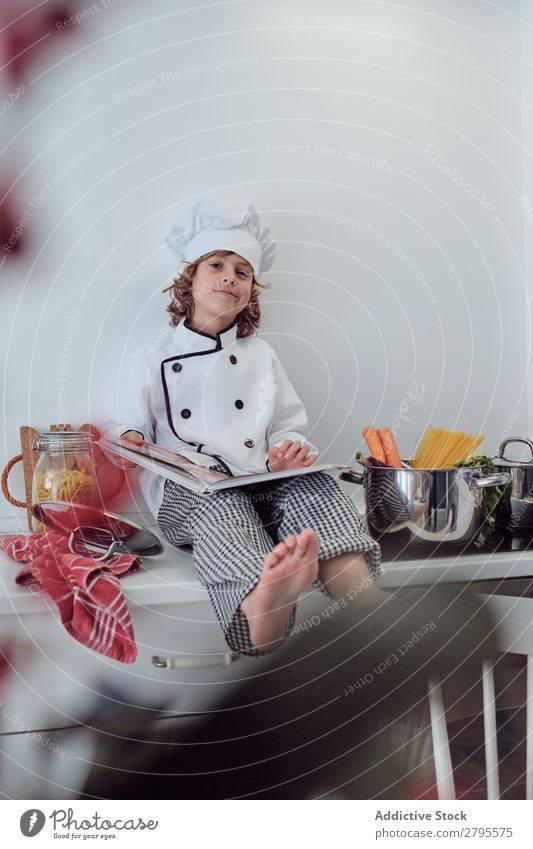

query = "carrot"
[
  {"left": 362, "top": 426, "right": 386, "bottom": 463},
  {"left": 377, "top": 427, "right": 402, "bottom": 467}
]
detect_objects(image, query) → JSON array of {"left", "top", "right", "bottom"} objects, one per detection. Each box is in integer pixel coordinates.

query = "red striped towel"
[{"left": 0, "top": 532, "right": 140, "bottom": 663}]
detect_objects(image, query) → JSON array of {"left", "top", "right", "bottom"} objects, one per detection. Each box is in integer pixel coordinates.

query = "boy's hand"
[
  {"left": 117, "top": 431, "right": 144, "bottom": 470},
  {"left": 268, "top": 440, "right": 318, "bottom": 472}
]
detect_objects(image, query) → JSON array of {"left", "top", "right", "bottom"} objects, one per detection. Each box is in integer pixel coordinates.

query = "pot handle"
[
  {"left": 339, "top": 469, "right": 365, "bottom": 485},
  {"left": 497, "top": 437, "right": 533, "bottom": 462},
  {"left": 470, "top": 472, "right": 511, "bottom": 489}
]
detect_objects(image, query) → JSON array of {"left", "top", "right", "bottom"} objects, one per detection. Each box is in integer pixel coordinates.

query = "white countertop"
[
  {"left": 378, "top": 545, "right": 533, "bottom": 589},
  {"left": 2, "top": 538, "right": 533, "bottom": 617},
  {"left": 0, "top": 542, "right": 204, "bottom": 617}
]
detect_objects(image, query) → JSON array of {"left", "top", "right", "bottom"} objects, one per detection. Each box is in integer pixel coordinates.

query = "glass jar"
[{"left": 32, "top": 431, "right": 99, "bottom": 508}]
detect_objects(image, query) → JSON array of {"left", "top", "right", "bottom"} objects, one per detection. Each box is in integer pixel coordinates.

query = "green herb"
[
  {"left": 454, "top": 455, "right": 503, "bottom": 540},
  {"left": 355, "top": 451, "right": 362, "bottom": 461},
  {"left": 455, "top": 455, "right": 495, "bottom": 474}
]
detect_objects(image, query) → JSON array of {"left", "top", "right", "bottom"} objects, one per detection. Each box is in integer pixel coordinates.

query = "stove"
[{"left": 376, "top": 528, "right": 533, "bottom": 563}]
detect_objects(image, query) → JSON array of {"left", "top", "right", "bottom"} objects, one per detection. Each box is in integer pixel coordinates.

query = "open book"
[{"left": 99, "top": 436, "right": 341, "bottom": 494}]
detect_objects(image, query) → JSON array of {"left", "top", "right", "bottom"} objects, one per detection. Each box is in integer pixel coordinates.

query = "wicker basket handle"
[{"left": 1, "top": 454, "right": 26, "bottom": 508}]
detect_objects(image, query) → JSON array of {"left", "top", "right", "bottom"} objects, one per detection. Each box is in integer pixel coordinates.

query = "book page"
[{"left": 115, "top": 437, "right": 229, "bottom": 484}]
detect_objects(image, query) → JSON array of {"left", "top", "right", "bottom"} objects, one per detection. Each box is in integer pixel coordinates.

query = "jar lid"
[{"left": 34, "top": 431, "right": 92, "bottom": 451}]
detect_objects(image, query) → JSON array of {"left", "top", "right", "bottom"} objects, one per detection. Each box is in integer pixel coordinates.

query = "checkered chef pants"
[{"left": 157, "top": 471, "right": 382, "bottom": 657}]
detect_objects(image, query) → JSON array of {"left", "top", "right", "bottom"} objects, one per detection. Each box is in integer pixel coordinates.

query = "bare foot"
[{"left": 240, "top": 528, "right": 320, "bottom": 650}]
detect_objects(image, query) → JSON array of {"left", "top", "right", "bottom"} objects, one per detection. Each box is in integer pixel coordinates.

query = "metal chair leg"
[
  {"left": 428, "top": 675, "right": 456, "bottom": 800},
  {"left": 482, "top": 659, "right": 500, "bottom": 799},
  {"left": 527, "top": 656, "right": 533, "bottom": 800}
]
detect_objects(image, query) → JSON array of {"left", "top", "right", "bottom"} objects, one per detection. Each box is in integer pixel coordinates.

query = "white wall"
[
  {"left": 1, "top": 0, "right": 531, "bottom": 528},
  {"left": 522, "top": 0, "right": 533, "bottom": 447}
]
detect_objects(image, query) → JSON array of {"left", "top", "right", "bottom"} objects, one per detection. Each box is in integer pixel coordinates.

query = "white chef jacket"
[{"left": 109, "top": 318, "right": 318, "bottom": 518}]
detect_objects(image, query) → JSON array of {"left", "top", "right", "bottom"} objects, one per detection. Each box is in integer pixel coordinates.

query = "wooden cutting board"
[{"left": 22, "top": 424, "right": 76, "bottom": 531}]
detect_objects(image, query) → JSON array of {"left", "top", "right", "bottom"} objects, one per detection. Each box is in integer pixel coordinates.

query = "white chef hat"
[{"left": 165, "top": 198, "right": 276, "bottom": 280}]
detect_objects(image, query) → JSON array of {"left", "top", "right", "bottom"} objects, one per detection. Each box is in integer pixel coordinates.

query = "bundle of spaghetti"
[
  {"left": 411, "top": 427, "right": 484, "bottom": 469},
  {"left": 35, "top": 468, "right": 96, "bottom": 504}
]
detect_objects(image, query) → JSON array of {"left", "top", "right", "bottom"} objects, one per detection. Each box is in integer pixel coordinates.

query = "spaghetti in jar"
[{"left": 32, "top": 431, "right": 98, "bottom": 510}]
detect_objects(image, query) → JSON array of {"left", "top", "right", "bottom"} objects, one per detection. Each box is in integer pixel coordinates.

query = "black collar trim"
[{"left": 183, "top": 317, "right": 238, "bottom": 343}]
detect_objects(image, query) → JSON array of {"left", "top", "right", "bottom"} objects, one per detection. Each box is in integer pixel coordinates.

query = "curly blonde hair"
[{"left": 162, "top": 250, "right": 271, "bottom": 338}]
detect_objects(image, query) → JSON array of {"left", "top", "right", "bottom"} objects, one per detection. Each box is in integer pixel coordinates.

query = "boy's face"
[{"left": 190, "top": 252, "right": 253, "bottom": 329}]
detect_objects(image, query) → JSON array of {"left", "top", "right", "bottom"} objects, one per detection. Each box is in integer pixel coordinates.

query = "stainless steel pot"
[
  {"left": 493, "top": 437, "right": 533, "bottom": 531},
  {"left": 341, "top": 464, "right": 510, "bottom": 548}
]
